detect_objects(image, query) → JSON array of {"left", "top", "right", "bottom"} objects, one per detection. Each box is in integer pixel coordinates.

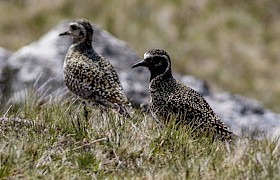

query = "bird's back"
[{"left": 149, "top": 77, "right": 234, "bottom": 140}]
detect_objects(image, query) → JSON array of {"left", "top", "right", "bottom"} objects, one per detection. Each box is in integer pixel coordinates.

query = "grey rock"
[
  {"left": 0, "top": 47, "right": 12, "bottom": 64},
  {"left": 3, "top": 20, "right": 280, "bottom": 138},
  {"left": 205, "top": 93, "right": 280, "bottom": 138},
  {"left": 0, "top": 48, "right": 13, "bottom": 102}
]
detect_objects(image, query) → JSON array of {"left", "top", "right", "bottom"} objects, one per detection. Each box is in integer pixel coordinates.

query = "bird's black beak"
[
  {"left": 59, "top": 31, "right": 70, "bottom": 36},
  {"left": 131, "top": 59, "right": 147, "bottom": 68}
]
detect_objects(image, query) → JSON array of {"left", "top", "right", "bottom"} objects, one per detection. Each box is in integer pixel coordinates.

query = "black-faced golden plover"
[
  {"left": 59, "top": 19, "right": 131, "bottom": 118},
  {"left": 132, "top": 48, "right": 235, "bottom": 141}
]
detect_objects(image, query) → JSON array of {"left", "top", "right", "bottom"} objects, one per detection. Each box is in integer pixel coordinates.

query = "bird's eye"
[{"left": 70, "top": 25, "right": 77, "bottom": 30}]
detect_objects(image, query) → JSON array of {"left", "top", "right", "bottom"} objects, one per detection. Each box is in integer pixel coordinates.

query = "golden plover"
[
  {"left": 59, "top": 19, "right": 131, "bottom": 118},
  {"left": 132, "top": 48, "right": 235, "bottom": 141}
]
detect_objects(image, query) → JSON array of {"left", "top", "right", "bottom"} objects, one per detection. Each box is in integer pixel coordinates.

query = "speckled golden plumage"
[{"left": 60, "top": 19, "right": 131, "bottom": 117}]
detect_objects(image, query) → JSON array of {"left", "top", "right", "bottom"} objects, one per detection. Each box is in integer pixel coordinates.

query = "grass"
[
  {"left": 1, "top": 90, "right": 280, "bottom": 179},
  {"left": 1, "top": 0, "right": 280, "bottom": 112}
]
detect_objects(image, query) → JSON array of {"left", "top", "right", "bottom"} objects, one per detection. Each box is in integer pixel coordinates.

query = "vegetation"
[{"left": 0, "top": 92, "right": 280, "bottom": 179}]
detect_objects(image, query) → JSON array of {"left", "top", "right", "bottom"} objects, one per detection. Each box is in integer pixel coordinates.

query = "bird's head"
[
  {"left": 59, "top": 19, "right": 93, "bottom": 45},
  {"left": 132, "top": 48, "right": 172, "bottom": 81}
]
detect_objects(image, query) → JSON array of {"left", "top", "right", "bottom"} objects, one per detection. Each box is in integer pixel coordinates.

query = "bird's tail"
[{"left": 214, "top": 121, "right": 238, "bottom": 142}]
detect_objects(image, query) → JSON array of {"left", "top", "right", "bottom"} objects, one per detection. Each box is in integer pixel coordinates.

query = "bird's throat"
[{"left": 149, "top": 67, "right": 172, "bottom": 82}]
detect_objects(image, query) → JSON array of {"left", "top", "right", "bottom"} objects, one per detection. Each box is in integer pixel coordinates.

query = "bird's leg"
[
  {"left": 151, "top": 110, "right": 164, "bottom": 130},
  {"left": 100, "top": 107, "right": 109, "bottom": 120},
  {"left": 82, "top": 101, "right": 89, "bottom": 121}
]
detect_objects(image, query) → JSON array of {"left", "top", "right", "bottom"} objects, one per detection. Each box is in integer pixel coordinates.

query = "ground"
[{"left": 1, "top": 93, "right": 280, "bottom": 179}]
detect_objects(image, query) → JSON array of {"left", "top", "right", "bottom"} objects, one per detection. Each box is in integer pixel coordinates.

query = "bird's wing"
[
  {"left": 171, "top": 83, "right": 233, "bottom": 126},
  {"left": 97, "top": 58, "right": 130, "bottom": 105},
  {"left": 168, "top": 84, "right": 234, "bottom": 139},
  {"left": 168, "top": 84, "right": 225, "bottom": 124},
  {"left": 64, "top": 56, "right": 103, "bottom": 99},
  {"left": 168, "top": 85, "right": 212, "bottom": 114}
]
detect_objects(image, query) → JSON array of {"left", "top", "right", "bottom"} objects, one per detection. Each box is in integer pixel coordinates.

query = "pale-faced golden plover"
[
  {"left": 59, "top": 19, "right": 131, "bottom": 118},
  {"left": 132, "top": 48, "right": 235, "bottom": 141}
]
